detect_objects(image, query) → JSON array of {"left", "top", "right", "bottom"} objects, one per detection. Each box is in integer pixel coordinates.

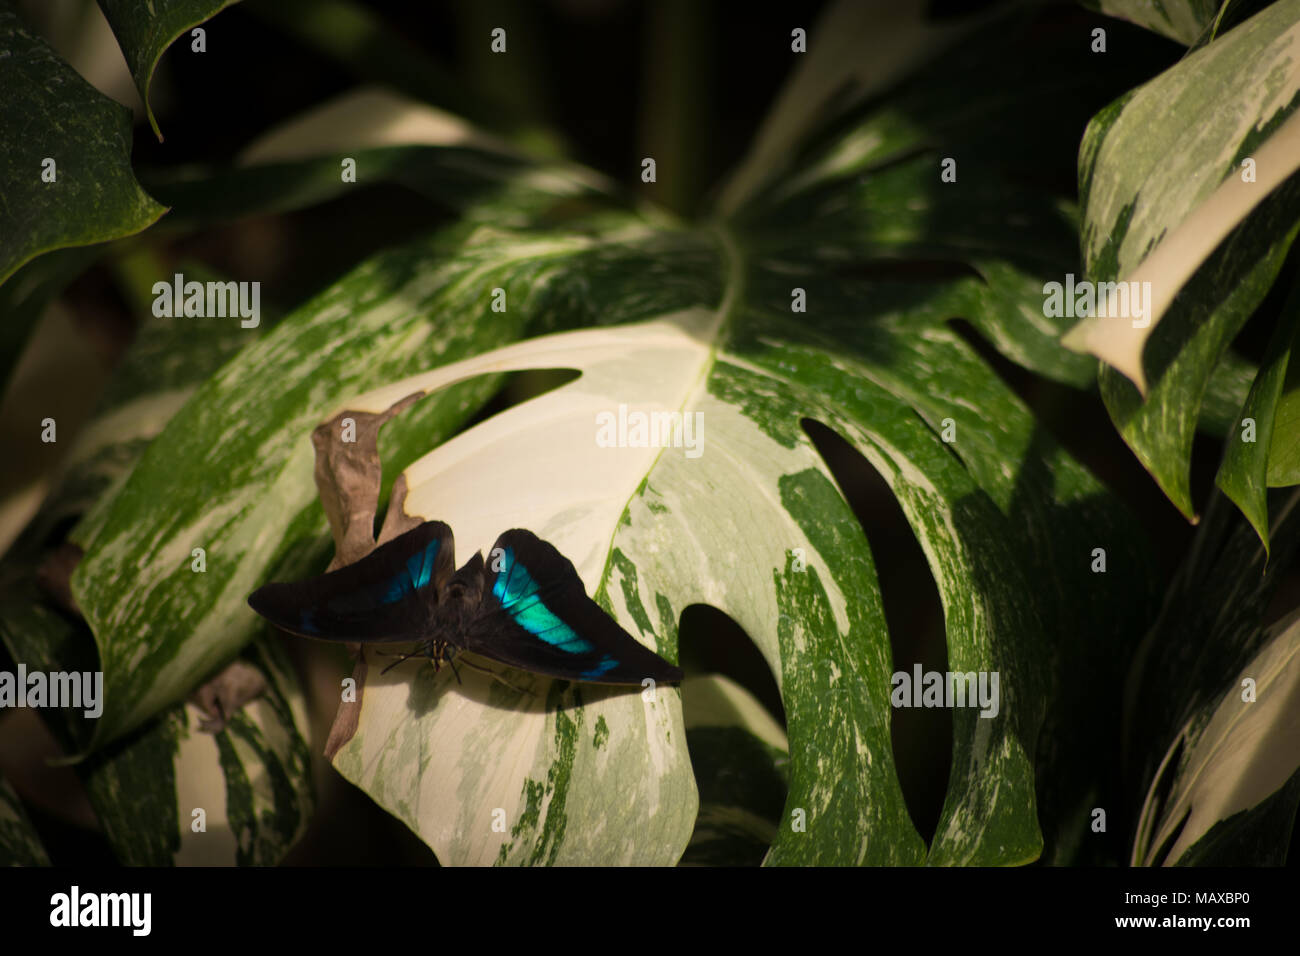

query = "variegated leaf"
[
  {"left": 0, "top": 247, "right": 308, "bottom": 865},
  {"left": 1172, "top": 766, "right": 1300, "bottom": 865},
  {"left": 1062, "top": 0, "right": 1300, "bottom": 519},
  {"left": 54, "top": 6, "right": 1154, "bottom": 867},
  {"left": 716, "top": 0, "right": 985, "bottom": 216},
  {"left": 1065, "top": 0, "right": 1300, "bottom": 391},
  {"left": 1124, "top": 486, "right": 1300, "bottom": 825},
  {"left": 1086, "top": 0, "right": 1219, "bottom": 45},
  {"left": 145, "top": 87, "right": 617, "bottom": 228},
  {"left": 0, "top": 582, "right": 312, "bottom": 865},
  {"left": 70, "top": 210, "right": 718, "bottom": 753},
  {"left": 1201, "top": 347, "right": 1259, "bottom": 438},
  {"left": 95, "top": 638, "right": 314, "bottom": 866},
  {"left": 55, "top": 89, "right": 636, "bottom": 753},
  {"left": 726, "top": 6, "right": 1160, "bottom": 391},
  {"left": 1134, "top": 607, "right": 1300, "bottom": 865},
  {"left": 718, "top": 11, "right": 1162, "bottom": 862},
  {"left": 17, "top": 255, "right": 268, "bottom": 557},
  {"left": 322, "top": 260, "right": 1133, "bottom": 865}
]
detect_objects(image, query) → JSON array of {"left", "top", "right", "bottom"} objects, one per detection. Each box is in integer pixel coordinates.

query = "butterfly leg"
[
  {"left": 425, "top": 640, "right": 463, "bottom": 685},
  {"left": 453, "top": 655, "right": 534, "bottom": 697}
]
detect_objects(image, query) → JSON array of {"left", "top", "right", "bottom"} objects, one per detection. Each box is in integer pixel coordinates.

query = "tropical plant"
[{"left": 0, "top": 0, "right": 1297, "bottom": 867}]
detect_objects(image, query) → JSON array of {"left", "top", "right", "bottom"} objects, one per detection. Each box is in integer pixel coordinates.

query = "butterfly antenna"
[{"left": 380, "top": 649, "right": 421, "bottom": 675}]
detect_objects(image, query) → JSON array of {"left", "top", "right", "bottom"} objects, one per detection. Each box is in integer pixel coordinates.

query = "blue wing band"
[
  {"left": 491, "top": 546, "right": 596, "bottom": 653},
  {"left": 248, "top": 520, "right": 455, "bottom": 645},
  {"left": 321, "top": 536, "right": 442, "bottom": 619},
  {"left": 580, "top": 655, "right": 619, "bottom": 679}
]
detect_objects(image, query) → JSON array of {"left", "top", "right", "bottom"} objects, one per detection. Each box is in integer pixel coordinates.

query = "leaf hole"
[
  {"left": 677, "top": 604, "right": 788, "bottom": 866},
  {"left": 453, "top": 368, "right": 581, "bottom": 435},
  {"left": 800, "top": 417, "right": 951, "bottom": 847},
  {"left": 678, "top": 604, "right": 785, "bottom": 726}
]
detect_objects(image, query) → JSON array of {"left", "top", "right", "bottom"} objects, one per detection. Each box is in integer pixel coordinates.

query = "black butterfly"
[{"left": 247, "top": 520, "right": 683, "bottom": 685}]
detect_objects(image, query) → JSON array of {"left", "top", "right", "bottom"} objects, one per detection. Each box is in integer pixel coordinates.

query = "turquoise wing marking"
[
  {"left": 492, "top": 547, "right": 596, "bottom": 653},
  {"left": 370, "top": 538, "right": 440, "bottom": 605},
  {"left": 580, "top": 655, "right": 618, "bottom": 679}
]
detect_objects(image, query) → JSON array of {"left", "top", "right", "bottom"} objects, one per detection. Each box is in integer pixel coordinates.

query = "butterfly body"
[{"left": 248, "top": 520, "right": 682, "bottom": 686}]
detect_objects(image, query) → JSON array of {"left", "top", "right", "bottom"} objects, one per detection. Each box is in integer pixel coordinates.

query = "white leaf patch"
[{"left": 327, "top": 313, "right": 857, "bottom": 864}]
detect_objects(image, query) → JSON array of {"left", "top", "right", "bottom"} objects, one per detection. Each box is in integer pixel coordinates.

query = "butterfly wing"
[
  {"left": 248, "top": 520, "right": 454, "bottom": 643},
  {"left": 461, "top": 530, "right": 683, "bottom": 684}
]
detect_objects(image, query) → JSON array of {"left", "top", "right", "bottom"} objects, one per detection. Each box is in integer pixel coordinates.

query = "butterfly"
[{"left": 247, "top": 520, "right": 683, "bottom": 686}]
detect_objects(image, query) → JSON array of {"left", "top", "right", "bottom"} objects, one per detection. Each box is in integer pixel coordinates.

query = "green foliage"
[
  {"left": 0, "top": 0, "right": 1297, "bottom": 867},
  {"left": 0, "top": 4, "right": 164, "bottom": 282},
  {"left": 1067, "top": 0, "right": 1300, "bottom": 526}
]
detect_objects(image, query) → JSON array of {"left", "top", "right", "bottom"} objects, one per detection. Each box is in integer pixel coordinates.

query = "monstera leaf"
[
  {"left": 1134, "top": 606, "right": 1300, "bottom": 866},
  {"left": 40, "top": 1, "right": 1154, "bottom": 865},
  {"left": 1123, "top": 481, "right": 1300, "bottom": 867},
  {"left": 1063, "top": 0, "right": 1300, "bottom": 527},
  {"left": 303, "top": 228, "right": 1148, "bottom": 864}
]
